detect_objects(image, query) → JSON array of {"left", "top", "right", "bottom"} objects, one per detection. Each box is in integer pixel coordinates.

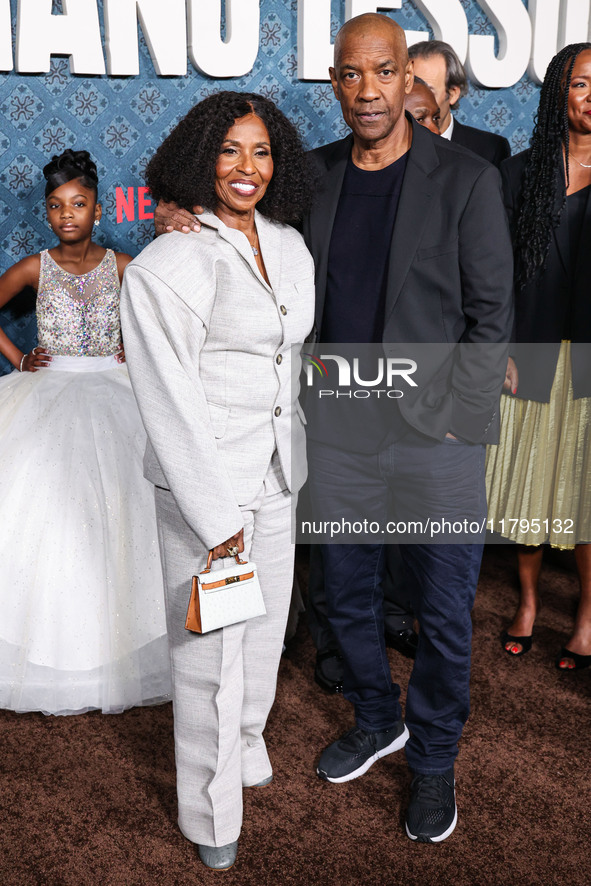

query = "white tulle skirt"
[{"left": 0, "top": 356, "right": 172, "bottom": 715}]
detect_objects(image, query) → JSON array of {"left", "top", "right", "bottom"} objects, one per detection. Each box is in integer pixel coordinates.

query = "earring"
[
  {"left": 47, "top": 222, "right": 52, "bottom": 230},
  {"left": 94, "top": 219, "right": 100, "bottom": 227}
]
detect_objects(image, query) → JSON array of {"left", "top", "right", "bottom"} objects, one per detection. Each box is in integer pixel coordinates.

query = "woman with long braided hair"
[{"left": 486, "top": 43, "right": 591, "bottom": 669}]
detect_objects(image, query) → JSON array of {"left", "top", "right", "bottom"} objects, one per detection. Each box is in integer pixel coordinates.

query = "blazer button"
[
  {"left": 280, "top": 305, "right": 287, "bottom": 315},
  {"left": 274, "top": 406, "right": 282, "bottom": 417},
  {"left": 276, "top": 354, "right": 283, "bottom": 365}
]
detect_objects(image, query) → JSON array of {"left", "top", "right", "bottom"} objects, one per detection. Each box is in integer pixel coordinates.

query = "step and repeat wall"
[{"left": 0, "top": 0, "right": 584, "bottom": 370}]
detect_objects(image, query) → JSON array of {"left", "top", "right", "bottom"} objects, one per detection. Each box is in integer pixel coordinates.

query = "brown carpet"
[{"left": 1, "top": 546, "right": 590, "bottom": 886}]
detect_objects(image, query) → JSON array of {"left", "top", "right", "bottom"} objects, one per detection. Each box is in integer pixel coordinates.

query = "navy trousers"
[
  {"left": 308, "top": 432, "right": 486, "bottom": 774},
  {"left": 307, "top": 543, "right": 414, "bottom": 654}
]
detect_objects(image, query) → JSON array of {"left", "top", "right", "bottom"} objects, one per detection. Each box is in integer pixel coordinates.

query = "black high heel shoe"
[
  {"left": 555, "top": 647, "right": 591, "bottom": 670},
  {"left": 500, "top": 630, "right": 533, "bottom": 657}
]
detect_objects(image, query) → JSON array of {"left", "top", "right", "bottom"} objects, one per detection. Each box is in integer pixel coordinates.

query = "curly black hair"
[
  {"left": 145, "top": 91, "right": 314, "bottom": 225},
  {"left": 43, "top": 149, "right": 98, "bottom": 199},
  {"left": 513, "top": 43, "right": 591, "bottom": 285}
]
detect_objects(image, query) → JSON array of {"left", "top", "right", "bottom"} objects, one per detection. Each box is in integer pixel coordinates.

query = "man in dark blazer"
[
  {"left": 409, "top": 39, "right": 511, "bottom": 168},
  {"left": 302, "top": 13, "right": 513, "bottom": 844},
  {"left": 311, "top": 39, "right": 511, "bottom": 697}
]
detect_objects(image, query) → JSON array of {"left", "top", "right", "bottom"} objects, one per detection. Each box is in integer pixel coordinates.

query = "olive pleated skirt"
[{"left": 485, "top": 341, "right": 591, "bottom": 549}]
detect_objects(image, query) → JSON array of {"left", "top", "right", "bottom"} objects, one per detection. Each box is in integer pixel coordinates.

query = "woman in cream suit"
[{"left": 120, "top": 92, "right": 315, "bottom": 871}]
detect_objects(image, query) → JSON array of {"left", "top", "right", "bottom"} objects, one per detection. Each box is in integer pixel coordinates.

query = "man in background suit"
[{"left": 409, "top": 39, "right": 511, "bottom": 167}]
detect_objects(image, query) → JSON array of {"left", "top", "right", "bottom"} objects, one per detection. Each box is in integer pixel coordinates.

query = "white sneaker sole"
[
  {"left": 318, "top": 724, "right": 410, "bottom": 784},
  {"left": 405, "top": 802, "right": 458, "bottom": 843}
]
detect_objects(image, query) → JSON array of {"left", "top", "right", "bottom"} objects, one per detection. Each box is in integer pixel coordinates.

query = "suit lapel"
[
  {"left": 200, "top": 210, "right": 274, "bottom": 294},
  {"left": 450, "top": 118, "right": 462, "bottom": 144},
  {"left": 384, "top": 121, "right": 438, "bottom": 322},
  {"left": 307, "top": 137, "right": 351, "bottom": 327},
  {"left": 254, "top": 211, "right": 282, "bottom": 294}
]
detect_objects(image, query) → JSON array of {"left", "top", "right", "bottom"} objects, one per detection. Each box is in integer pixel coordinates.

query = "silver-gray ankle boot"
[{"left": 197, "top": 841, "right": 238, "bottom": 871}]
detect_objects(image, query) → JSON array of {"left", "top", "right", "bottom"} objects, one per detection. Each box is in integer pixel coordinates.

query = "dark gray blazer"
[
  {"left": 451, "top": 119, "right": 511, "bottom": 169},
  {"left": 303, "top": 116, "right": 514, "bottom": 444}
]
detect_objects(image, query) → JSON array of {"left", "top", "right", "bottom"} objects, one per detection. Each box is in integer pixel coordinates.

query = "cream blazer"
[{"left": 120, "top": 210, "right": 315, "bottom": 550}]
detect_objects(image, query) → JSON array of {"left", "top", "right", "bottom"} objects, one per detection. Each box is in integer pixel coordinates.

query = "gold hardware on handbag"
[{"left": 185, "top": 549, "right": 266, "bottom": 634}]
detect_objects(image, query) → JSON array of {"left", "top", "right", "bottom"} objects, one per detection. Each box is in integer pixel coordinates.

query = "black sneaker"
[
  {"left": 316, "top": 721, "right": 409, "bottom": 783},
  {"left": 405, "top": 768, "right": 457, "bottom": 843}
]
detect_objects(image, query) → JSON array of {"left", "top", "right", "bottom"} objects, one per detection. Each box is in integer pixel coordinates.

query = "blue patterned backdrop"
[{"left": 0, "top": 0, "right": 540, "bottom": 372}]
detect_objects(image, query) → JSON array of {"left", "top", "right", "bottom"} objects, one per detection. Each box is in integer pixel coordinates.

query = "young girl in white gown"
[{"left": 0, "top": 149, "right": 171, "bottom": 715}]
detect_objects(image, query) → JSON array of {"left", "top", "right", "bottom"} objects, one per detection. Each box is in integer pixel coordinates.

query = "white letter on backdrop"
[
  {"left": 188, "top": 0, "right": 260, "bottom": 78},
  {"left": 297, "top": 0, "right": 332, "bottom": 80},
  {"left": 16, "top": 0, "right": 105, "bottom": 74},
  {"left": 297, "top": 0, "right": 429, "bottom": 81},
  {"left": 344, "top": 2, "right": 425, "bottom": 50},
  {"left": 560, "top": 0, "right": 591, "bottom": 48},
  {"left": 104, "top": 0, "right": 187, "bottom": 76},
  {"left": 528, "top": 0, "right": 560, "bottom": 85},
  {"left": 466, "top": 0, "right": 531, "bottom": 88},
  {"left": 0, "top": 0, "right": 12, "bottom": 71},
  {"left": 412, "top": 0, "right": 468, "bottom": 61}
]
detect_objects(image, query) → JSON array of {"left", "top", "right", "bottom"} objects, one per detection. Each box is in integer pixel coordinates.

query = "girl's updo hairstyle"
[
  {"left": 146, "top": 91, "right": 314, "bottom": 225},
  {"left": 43, "top": 149, "right": 99, "bottom": 200}
]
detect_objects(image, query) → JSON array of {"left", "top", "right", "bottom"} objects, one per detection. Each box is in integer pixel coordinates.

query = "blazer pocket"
[
  {"left": 416, "top": 238, "right": 459, "bottom": 261},
  {"left": 294, "top": 277, "right": 315, "bottom": 294},
  {"left": 207, "top": 401, "right": 230, "bottom": 439}
]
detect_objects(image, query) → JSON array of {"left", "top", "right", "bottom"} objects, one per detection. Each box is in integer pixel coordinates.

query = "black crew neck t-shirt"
[
  {"left": 320, "top": 151, "right": 409, "bottom": 344},
  {"left": 310, "top": 151, "right": 409, "bottom": 452}
]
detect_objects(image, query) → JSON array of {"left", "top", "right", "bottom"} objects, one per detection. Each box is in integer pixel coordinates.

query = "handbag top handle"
[{"left": 202, "top": 550, "right": 246, "bottom": 574}]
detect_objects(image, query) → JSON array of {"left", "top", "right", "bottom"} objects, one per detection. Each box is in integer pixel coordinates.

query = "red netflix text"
[{"left": 116, "top": 187, "right": 154, "bottom": 223}]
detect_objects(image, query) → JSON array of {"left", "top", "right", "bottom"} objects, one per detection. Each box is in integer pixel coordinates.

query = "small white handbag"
[{"left": 185, "top": 550, "right": 266, "bottom": 634}]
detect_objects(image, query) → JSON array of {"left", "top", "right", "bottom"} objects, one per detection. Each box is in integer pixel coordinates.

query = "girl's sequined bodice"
[{"left": 37, "top": 249, "right": 122, "bottom": 356}]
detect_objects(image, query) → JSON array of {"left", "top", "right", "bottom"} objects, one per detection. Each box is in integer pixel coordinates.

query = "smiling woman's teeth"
[{"left": 231, "top": 182, "right": 256, "bottom": 192}]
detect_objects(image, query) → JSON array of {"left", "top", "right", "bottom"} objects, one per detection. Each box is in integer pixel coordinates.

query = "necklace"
[
  {"left": 570, "top": 152, "right": 591, "bottom": 168},
  {"left": 248, "top": 233, "right": 259, "bottom": 256}
]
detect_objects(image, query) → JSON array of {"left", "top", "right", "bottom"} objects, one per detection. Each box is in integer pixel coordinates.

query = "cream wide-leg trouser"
[{"left": 155, "top": 455, "right": 294, "bottom": 847}]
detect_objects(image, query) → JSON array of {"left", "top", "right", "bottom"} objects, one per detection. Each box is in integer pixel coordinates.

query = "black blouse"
[{"left": 501, "top": 151, "right": 591, "bottom": 401}]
